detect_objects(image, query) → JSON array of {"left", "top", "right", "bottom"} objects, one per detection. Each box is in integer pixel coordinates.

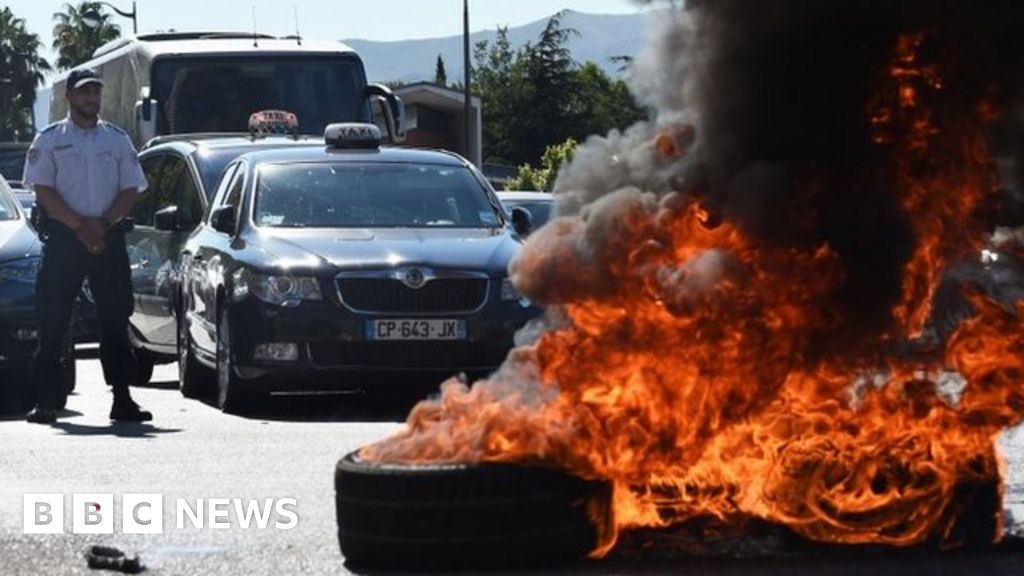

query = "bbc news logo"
[{"left": 24, "top": 494, "right": 298, "bottom": 534}]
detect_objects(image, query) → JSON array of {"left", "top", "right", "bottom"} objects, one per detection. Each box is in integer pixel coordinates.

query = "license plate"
[{"left": 366, "top": 319, "right": 466, "bottom": 341}]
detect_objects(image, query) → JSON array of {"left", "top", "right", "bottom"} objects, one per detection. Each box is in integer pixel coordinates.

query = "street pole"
[{"left": 463, "top": 0, "right": 472, "bottom": 165}]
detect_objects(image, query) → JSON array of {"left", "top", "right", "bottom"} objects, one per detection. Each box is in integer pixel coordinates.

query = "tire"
[
  {"left": 334, "top": 450, "right": 610, "bottom": 571},
  {"left": 216, "top": 305, "right": 260, "bottom": 414},
  {"left": 178, "top": 312, "right": 212, "bottom": 399}
]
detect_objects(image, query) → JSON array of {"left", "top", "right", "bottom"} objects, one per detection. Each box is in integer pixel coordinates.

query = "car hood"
[
  {"left": 0, "top": 219, "right": 40, "bottom": 264},
  {"left": 245, "top": 227, "right": 521, "bottom": 276}
]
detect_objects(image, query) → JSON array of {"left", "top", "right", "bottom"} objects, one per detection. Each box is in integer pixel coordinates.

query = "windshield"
[
  {"left": 255, "top": 162, "right": 503, "bottom": 229},
  {"left": 0, "top": 185, "right": 20, "bottom": 221},
  {"left": 153, "top": 55, "right": 370, "bottom": 136}
]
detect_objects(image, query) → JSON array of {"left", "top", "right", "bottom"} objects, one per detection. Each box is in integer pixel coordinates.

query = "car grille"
[
  {"left": 308, "top": 341, "right": 505, "bottom": 370},
  {"left": 336, "top": 277, "right": 488, "bottom": 314}
]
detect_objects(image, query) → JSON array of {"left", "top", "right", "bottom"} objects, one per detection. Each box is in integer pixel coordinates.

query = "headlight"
[
  {"left": 0, "top": 257, "right": 41, "bottom": 283},
  {"left": 232, "top": 268, "right": 322, "bottom": 307},
  {"left": 500, "top": 277, "right": 532, "bottom": 307}
]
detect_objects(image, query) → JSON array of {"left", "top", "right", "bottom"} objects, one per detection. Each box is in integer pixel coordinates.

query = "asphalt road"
[{"left": 0, "top": 347, "right": 1022, "bottom": 575}]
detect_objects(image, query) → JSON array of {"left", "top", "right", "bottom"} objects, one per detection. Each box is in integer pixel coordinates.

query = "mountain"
[{"left": 345, "top": 10, "right": 650, "bottom": 84}]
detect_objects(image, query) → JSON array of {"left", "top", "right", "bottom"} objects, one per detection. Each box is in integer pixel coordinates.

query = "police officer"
[{"left": 22, "top": 68, "right": 152, "bottom": 424}]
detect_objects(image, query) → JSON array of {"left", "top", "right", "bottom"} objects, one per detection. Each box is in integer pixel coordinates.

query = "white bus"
[{"left": 49, "top": 32, "right": 404, "bottom": 146}]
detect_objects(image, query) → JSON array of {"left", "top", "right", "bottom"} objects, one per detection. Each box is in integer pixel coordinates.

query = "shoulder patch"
[{"left": 28, "top": 148, "right": 40, "bottom": 164}]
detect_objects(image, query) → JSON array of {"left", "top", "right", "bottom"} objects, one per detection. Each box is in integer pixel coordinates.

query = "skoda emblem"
[{"left": 401, "top": 268, "right": 427, "bottom": 290}]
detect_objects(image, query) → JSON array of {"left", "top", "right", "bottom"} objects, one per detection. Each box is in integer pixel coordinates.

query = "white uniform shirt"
[{"left": 23, "top": 118, "right": 148, "bottom": 218}]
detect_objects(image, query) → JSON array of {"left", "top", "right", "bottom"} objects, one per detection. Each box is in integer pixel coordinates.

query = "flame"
[{"left": 360, "top": 32, "right": 1022, "bottom": 554}]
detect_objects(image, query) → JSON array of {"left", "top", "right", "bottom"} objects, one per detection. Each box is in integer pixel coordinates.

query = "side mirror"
[
  {"left": 153, "top": 205, "right": 179, "bottom": 231},
  {"left": 366, "top": 83, "right": 406, "bottom": 143},
  {"left": 211, "top": 205, "right": 237, "bottom": 235},
  {"left": 510, "top": 206, "right": 533, "bottom": 237}
]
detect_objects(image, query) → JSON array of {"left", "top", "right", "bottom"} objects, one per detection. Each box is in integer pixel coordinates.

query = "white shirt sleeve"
[
  {"left": 22, "top": 132, "right": 56, "bottom": 190},
  {"left": 117, "top": 135, "right": 148, "bottom": 192}
]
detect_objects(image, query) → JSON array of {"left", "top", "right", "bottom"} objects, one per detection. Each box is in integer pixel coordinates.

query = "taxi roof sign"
[
  {"left": 249, "top": 110, "right": 299, "bottom": 138},
  {"left": 324, "top": 123, "right": 381, "bottom": 149}
]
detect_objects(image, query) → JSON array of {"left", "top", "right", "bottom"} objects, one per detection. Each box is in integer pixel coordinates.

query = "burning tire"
[{"left": 334, "top": 451, "right": 610, "bottom": 571}]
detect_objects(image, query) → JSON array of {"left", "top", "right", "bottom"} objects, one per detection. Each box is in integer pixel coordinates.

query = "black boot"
[
  {"left": 110, "top": 389, "right": 152, "bottom": 422},
  {"left": 26, "top": 407, "right": 58, "bottom": 424}
]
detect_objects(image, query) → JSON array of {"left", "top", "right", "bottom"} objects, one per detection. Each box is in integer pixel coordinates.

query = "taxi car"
[
  {"left": 125, "top": 124, "right": 323, "bottom": 383},
  {"left": 176, "top": 122, "right": 538, "bottom": 413}
]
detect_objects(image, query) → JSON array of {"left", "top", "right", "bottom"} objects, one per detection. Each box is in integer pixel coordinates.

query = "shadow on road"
[
  {"left": 196, "top": 392, "right": 426, "bottom": 424},
  {"left": 50, "top": 421, "right": 184, "bottom": 438},
  {"left": 0, "top": 407, "right": 84, "bottom": 422}
]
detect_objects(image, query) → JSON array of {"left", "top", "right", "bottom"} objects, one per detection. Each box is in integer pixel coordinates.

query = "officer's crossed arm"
[{"left": 34, "top": 185, "right": 107, "bottom": 252}]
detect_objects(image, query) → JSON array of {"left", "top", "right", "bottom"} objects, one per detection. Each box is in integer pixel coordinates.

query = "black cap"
[{"left": 66, "top": 68, "right": 105, "bottom": 91}]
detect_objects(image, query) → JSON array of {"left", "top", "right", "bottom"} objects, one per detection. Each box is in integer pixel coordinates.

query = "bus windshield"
[{"left": 152, "top": 55, "right": 370, "bottom": 136}]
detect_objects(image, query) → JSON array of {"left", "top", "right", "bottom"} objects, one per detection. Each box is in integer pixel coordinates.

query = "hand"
[{"left": 75, "top": 218, "right": 107, "bottom": 254}]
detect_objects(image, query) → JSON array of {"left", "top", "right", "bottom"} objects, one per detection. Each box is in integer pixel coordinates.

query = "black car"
[
  {"left": 173, "top": 123, "right": 539, "bottom": 413},
  {"left": 0, "top": 179, "right": 74, "bottom": 410},
  {"left": 125, "top": 133, "right": 324, "bottom": 382}
]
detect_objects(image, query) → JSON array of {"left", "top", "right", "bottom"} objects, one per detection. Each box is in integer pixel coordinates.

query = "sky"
[{"left": 7, "top": 0, "right": 646, "bottom": 66}]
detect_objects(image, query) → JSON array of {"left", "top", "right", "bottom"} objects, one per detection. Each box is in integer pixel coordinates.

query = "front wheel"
[
  {"left": 216, "top": 305, "right": 261, "bottom": 414},
  {"left": 178, "top": 312, "right": 212, "bottom": 399}
]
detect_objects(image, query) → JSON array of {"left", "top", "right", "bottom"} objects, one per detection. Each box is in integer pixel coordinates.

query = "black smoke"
[{"left": 552, "top": 0, "right": 1024, "bottom": 346}]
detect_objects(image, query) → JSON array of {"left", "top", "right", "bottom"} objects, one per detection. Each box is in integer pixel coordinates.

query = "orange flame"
[{"left": 361, "top": 32, "right": 1020, "bottom": 554}]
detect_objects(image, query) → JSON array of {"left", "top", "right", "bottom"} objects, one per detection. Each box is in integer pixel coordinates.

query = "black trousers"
[{"left": 33, "top": 221, "right": 136, "bottom": 409}]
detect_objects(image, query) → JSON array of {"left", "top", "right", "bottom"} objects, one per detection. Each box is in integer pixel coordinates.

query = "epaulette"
[
  {"left": 38, "top": 122, "right": 62, "bottom": 135},
  {"left": 103, "top": 122, "right": 129, "bottom": 136}
]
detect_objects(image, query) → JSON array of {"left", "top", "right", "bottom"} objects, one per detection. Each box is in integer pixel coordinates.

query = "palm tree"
[
  {"left": 0, "top": 7, "right": 52, "bottom": 140},
  {"left": 52, "top": 2, "right": 121, "bottom": 71}
]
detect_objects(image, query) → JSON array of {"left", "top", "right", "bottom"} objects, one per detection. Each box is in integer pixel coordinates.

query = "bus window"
[{"left": 151, "top": 55, "right": 370, "bottom": 136}]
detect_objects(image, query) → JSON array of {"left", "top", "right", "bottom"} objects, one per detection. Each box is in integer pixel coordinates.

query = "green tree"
[
  {"left": 473, "top": 25, "right": 528, "bottom": 165},
  {"left": 434, "top": 53, "right": 448, "bottom": 87},
  {"left": 52, "top": 2, "right": 121, "bottom": 71},
  {"left": 472, "top": 12, "right": 648, "bottom": 167},
  {"left": 519, "top": 11, "right": 580, "bottom": 161},
  {"left": 0, "top": 7, "right": 51, "bottom": 141},
  {"left": 506, "top": 137, "right": 578, "bottom": 192},
  {"left": 572, "top": 62, "right": 647, "bottom": 140}
]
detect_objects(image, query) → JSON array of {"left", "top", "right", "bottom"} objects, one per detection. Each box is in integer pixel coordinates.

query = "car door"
[
  {"left": 144, "top": 153, "right": 207, "bottom": 348},
  {"left": 187, "top": 162, "right": 245, "bottom": 357},
  {"left": 127, "top": 154, "right": 166, "bottom": 339}
]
